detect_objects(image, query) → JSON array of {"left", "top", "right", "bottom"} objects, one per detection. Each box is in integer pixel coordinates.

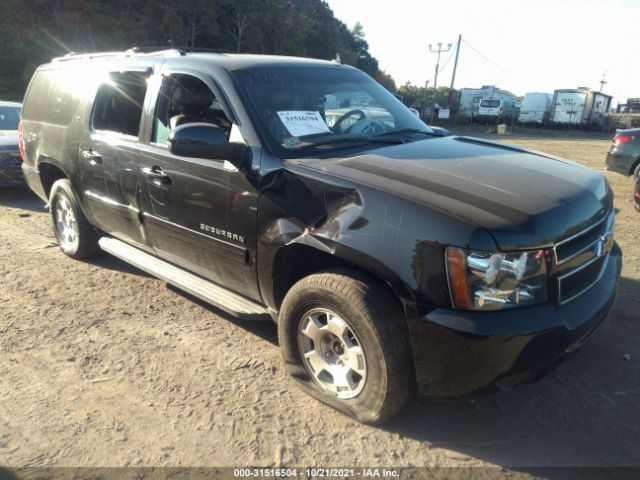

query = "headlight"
[{"left": 445, "top": 247, "right": 548, "bottom": 311}]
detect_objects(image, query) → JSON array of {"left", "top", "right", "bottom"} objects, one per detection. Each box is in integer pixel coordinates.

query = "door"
[
  {"left": 80, "top": 70, "right": 151, "bottom": 247},
  {"left": 138, "top": 71, "right": 260, "bottom": 301},
  {"left": 554, "top": 92, "right": 586, "bottom": 124}
]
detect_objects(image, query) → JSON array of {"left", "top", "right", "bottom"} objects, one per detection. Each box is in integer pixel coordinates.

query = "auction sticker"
[{"left": 277, "top": 111, "right": 330, "bottom": 137}]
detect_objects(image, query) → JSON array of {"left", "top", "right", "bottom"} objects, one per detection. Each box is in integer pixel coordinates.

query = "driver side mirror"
[{"left": 168, "top": 123, "right": 245, "bottom": 162}]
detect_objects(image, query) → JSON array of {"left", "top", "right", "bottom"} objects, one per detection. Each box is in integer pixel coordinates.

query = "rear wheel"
[
  {"left": 49, "top": 179, "right": 100, "bottom": 259},
  {"left": 278, "top": 269, "right": 415, "bottom": 424}
]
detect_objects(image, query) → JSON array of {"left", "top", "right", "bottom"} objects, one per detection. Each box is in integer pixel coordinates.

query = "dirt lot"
[{"left": 1, "top": 134, "right": 639, "bottom": 473}]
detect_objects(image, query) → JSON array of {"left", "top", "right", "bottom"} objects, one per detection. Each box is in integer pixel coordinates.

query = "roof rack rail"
[
  {"left": 177, "top": 47, "right": 234, "bottom": 54},
  {"left": 52, "top": 51, "right": 129, "bottom": 62},
  {"left": 127, "top": 46, "right": 232, "bottom": 55},
  {"left": 51, "top": 46, "right": 232, "bottom": 63},
  {"left": 127, "top": 46, "right": 185, "bottom": 56}
]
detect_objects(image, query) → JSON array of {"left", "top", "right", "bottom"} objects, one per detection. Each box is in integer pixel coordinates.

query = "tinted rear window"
[{"left": 22, "top": 69, "right": 82, "bottom": 125}]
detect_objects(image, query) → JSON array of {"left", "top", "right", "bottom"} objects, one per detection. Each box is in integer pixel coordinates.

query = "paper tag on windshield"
[{"left": 277, "top": 111, "right": 330, "bottom": 137}]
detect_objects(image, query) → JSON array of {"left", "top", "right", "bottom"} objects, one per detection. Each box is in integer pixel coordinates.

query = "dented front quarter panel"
[{"left": 255, "top": 154, "right": 497, "bottom": 318}]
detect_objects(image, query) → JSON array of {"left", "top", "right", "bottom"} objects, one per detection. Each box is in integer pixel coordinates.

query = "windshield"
[
  {"left": 480, "top": 99, "right": 501, "bottom": 108},
  {"left": 231, "top": 66, "right": 432, "bottom": 157},
  {"left": 0, "top": 106, "right": 21, "bottom": 130}
]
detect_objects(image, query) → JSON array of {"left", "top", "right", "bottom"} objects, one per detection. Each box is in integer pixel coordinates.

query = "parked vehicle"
[
  {"left": 518, "top": 93, "right": 553, "bottom": 124},
  {"left": 459, "top": 86, "right": 517, "bottom": 122},
  {"left": 549, "top": 88, "right": 612, "bottom": 128},
  {"left": 477, "top": 98, "right": 519, "bottom": 123},
  {"left": 0, "top": 101, "right": 23, "bottom": 186},
  {"left": 21, "top": 49, "right": 621, "bottom": 424},
  {"left": 605, "top": 128, "right": 640, "bottom": 211},
  {"left": 605, "top": 128, "right": 640, "bottom": 177}
]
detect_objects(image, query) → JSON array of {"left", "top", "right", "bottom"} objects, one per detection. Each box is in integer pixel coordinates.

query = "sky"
[{"left": 326, "top": 0, "right": 639, "bottom": 105}]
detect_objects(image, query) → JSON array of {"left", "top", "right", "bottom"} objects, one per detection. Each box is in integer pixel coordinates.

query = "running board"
[{"left": 98, "top": 237, "right": 270, "bottom": 321}]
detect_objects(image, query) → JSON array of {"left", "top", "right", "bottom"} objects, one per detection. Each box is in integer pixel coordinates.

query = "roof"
[
  {"left": 49, "top": 49, "right": 343, "bottom": 71},
  {"left": 554, "top": 88, "right": 612, "bottom": 98}
]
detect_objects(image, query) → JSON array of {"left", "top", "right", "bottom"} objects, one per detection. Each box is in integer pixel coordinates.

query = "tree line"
[{"left": 0, "top": 0, "right": 396, "bottom": 100}]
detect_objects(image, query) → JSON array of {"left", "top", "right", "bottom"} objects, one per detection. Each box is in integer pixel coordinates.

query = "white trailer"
[
  {"left": 518, "top": 92, "right": 553, "bottom": 124},
  {"left": 549, "top": 88, "right": 612, "bottom": 127},
  {"left": 459, "top": 87, "right": 486, "bottom": 118}
]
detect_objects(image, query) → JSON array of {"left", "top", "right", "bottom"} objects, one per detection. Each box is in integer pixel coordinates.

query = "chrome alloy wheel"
[
  {"left": 54, "top": 194, "right": 79, "bottom": 251},
  {"left": 297, "top": 308, "right": 367, "bottom": 399}
]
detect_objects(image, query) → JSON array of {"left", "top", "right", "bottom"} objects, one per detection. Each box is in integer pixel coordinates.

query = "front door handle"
[
  {"left": 81, "top": 148, "right": 102, "bottom": 165},
  {"left": 142, "top": 166, "right": 172, "bottom": 186}
]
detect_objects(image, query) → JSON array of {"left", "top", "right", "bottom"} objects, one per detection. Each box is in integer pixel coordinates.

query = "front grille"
[
  {"left": 554, "top": 211, "right": 614, "bottom": 305},
  {"left": 558, "top": 255, "right": 607, "bottom": 304},
  {"left": 555, "top": 216, "right": 608, "bottom": 264}
]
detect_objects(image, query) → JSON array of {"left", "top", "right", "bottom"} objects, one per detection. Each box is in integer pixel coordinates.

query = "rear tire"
[
  {"left": 49, "top": 179, "right": 100, "bottom": 259},
  {"left": 278, "top": 269, "right": 415, "bottom": 424}
]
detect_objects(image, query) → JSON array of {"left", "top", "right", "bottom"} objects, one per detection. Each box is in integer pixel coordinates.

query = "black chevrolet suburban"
[{"left": 20, "top": 49, "right": 621, "bottom": 424}]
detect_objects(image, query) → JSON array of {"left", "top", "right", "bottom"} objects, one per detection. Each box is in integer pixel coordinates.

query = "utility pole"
[
  {"left": 429, "top": 42, "right": 452, "bottom": 123},
  {"left": 448, "top": 34, "right": 462, "bottom": 110},
  {"left": 599, "top": 73, "right": 607, "bottom": 92},
  {"left": 429, "top": 42, "right": 452, "bottom": 91}
]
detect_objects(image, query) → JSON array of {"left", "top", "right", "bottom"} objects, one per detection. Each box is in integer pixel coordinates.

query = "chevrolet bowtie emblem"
[{"left": 596, "top": 232, "right": 614, "bottom": 257}]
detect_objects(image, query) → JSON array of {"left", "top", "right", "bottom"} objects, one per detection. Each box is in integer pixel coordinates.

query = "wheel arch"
[
  {"left": 271, "top": 242, "right": 417, "bottom": 319},
  {"left": 38, "top": 157, "right": 70, "bottom": 199},
  {"left": 631, "top": 155, "right": 640, "bottom": 177}
]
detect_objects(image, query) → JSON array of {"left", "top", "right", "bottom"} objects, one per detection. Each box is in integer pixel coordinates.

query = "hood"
[{"left": 291, "top": 136, "right": 612, "bottom": 250}]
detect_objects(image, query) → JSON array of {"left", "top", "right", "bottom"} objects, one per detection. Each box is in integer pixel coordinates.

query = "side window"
[
  {"left": 22, "top": 69, "right": 82, "bottom": 126},
  {"left": 92, "top": 72, "right": 148, "bottom": 137},
  {"left": 152, "top": 74, "right": 231, "bottom": 145}
]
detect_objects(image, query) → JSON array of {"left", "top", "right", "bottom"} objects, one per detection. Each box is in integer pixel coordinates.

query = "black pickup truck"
[{"left": 20, "top": 49, "right": 621, "bottom": 424}]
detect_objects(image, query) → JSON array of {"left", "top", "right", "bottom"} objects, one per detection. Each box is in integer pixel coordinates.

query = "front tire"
[
  {"left": 278, "top": 269, "right": 415, "bottom": 424},
  {"left": 49, "top": 179, "right": 100, "bottom": 259}
]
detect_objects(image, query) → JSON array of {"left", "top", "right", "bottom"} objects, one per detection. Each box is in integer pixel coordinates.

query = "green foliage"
[
  {"left": 397, "top": 82, "right": 460, "bottom": 111},
  {"left": 0, "top": 0, "right": 395, "bottom": 100}
]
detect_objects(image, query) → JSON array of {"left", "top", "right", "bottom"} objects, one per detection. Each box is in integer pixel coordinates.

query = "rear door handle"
[
  {"left": 81, "top": 148, "right": 102, "bottom": 165},
  {"left": 142, "top": 166, "right": 172, "bottom": 186}
]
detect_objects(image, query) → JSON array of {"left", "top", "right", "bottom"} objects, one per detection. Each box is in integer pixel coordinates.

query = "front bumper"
[{"left": 411, "top": 243, "right": 622, "bottom": 397}]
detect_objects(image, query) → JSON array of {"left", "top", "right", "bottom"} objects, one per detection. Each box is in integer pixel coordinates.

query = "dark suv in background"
[
  {"left": 20, "top": 49, "right": 621, "bottom": 423},
  {"left": 605, "top": 128, "right": 640, "bottom": 211},
  {"left": 0, "top": 101, "right": 23, "bottom": 186}
]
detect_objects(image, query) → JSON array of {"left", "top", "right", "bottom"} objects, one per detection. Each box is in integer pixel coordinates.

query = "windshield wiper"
[
  {"left": 287, "top": 134, "right": 404, "bottom": 150},
  {"left": 372, "top": 128, "right": 434, "bottom": 138}
]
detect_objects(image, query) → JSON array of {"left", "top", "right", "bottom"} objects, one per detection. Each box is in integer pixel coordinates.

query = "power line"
[
  {"left": 462, "top": 39, "right": 510, "bottom": 73},
  {"left": 438, "top": 48, "right": 456, "bottom": 75}
]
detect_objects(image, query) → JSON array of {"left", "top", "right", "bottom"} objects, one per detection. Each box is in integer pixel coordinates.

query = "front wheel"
[
  {"left": 278, "top": 269, "right": 415, "bottom": 424},
  {"left": 49, "top": 179, "right": 100, "bottom": 259}
]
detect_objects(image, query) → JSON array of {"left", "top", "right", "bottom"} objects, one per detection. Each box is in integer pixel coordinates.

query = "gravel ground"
[{"left": 0, "top": 135, "right": 639, "bottom": 473}]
